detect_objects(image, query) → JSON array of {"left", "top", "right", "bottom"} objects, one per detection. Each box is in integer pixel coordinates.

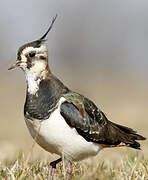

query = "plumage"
[
  {"left": 25, "top": 97, "right": 102, "bottom": 162},
  {"left": 24, "top": 74, "right": 145, "bottom": 155},
  {"left": 60, "top": 92, "right": 145, "bottom": 149},
  {"left": 24, "top": 75, "right": 69, "bottom": 120},
  {"left": 9, "top": 17, "right": 146, "bottom": 179}
]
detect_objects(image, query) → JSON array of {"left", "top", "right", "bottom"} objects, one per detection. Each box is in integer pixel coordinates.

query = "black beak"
[{"left": 8, "top": 61, "right": 20, "bottom": 70}]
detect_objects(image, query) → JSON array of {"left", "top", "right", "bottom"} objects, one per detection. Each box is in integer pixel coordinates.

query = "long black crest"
[{"left": 40, "top": 14, "right": 58, "bottom": 40}]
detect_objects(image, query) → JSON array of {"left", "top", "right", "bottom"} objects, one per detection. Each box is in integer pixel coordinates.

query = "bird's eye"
[{"left": 29, "top": 52, "right": 36, "bottom": 58}]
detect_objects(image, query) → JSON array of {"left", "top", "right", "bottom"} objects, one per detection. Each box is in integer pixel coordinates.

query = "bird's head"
[{"left": 9, "top": 15, "right": 57, "bottom": 77}]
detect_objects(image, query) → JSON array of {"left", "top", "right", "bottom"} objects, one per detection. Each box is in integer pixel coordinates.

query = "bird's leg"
[
  {"left": 65, "top": 161, "right": 73, "bottom": 180},
  {"left": 47, "top": 158, "right": 62, "bottom": 180}
]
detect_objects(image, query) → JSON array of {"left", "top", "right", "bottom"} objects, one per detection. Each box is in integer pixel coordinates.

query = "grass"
[{"left": 0, "top": 151, "right": 148, "bottom": 180}]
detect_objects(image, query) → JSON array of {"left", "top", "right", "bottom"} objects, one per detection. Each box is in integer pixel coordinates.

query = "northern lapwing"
[{"left": 9, "top": 15, "right": 146, "bottom": 179}]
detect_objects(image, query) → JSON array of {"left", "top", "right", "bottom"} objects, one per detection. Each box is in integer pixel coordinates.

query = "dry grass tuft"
[{"left": 0, "top": 151, "right": 148, "bottom": 180}]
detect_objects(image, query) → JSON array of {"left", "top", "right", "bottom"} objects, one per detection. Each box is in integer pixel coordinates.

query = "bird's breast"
[{"left": 25, "top": 97, "right": 102, "bottom": 161}]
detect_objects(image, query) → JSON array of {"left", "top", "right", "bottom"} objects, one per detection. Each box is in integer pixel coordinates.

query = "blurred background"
[{"left": 0, "top": 0, "right": 148, "bottom": 162}]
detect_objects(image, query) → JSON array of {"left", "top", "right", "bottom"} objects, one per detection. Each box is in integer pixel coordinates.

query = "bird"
[{"left": 9, "top": 15, "right": 146, "bottom": 179}]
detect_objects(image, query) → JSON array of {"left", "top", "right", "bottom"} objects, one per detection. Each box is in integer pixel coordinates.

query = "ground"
[{"left": 0, "top": 146, "right": 148, "bottom": 180}]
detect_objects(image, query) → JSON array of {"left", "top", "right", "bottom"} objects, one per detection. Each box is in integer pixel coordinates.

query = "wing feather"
[{"left": 60, "top": 92, "right": 145, "bottom": 149}]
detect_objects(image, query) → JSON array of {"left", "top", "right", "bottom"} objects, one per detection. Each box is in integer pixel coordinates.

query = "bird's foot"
[{"left": 47, "top": 158, "right": 62, "bottom": 180}]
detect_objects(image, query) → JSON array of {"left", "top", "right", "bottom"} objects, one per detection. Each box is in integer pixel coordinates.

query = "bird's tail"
[{"left": 111, "top": 122, "right": 146, "bottom": 149}]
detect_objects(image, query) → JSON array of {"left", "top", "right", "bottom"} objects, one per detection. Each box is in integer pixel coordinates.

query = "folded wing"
[{"left": 60, "top": 92, "right": 146, "bottom": 149}]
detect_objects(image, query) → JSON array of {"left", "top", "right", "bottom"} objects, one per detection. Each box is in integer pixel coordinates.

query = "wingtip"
[
  {"left": 142, "top": 136, "right": 146, "bottom": 140},
  {"left": 136, "top": 134, "right": 146, "bottom": 141}
]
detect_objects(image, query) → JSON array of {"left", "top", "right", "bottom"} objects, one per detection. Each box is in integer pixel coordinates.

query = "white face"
[
  {"left": 8, "top": 42, "right": 49, "bottom": 94},
  {"left": 19, "top": 44, "right": 48, "bottom": 73},
  {"left": 18, "top": 43, "right": 49, "bottom": 95}
]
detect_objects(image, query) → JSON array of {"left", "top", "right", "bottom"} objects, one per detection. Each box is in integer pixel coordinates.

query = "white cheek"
[
  {"left": 31, "top": 61, "right": 47, "bottom": 73},
  {"left": 21, "top": 54, "right": 27, "bottom": 62}
]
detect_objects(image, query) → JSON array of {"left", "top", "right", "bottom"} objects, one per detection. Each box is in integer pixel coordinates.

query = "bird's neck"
[
  {"left": 24, "top": 73, "right": 69, "bottom": 120},
  {"left": 25, "top": 66, "right": 50, "bottom": 95}
]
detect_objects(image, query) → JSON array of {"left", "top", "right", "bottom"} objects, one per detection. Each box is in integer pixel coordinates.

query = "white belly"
[{"left": 25, "top": 98, "right": 102, "bottom": 161}]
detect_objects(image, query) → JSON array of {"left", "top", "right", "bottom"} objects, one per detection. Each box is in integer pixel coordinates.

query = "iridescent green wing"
[
  {"left": 61, "top": 91, "right": 113, "bottom": 144},
  {"left": 60, "top": 91, "right": 145, "bottom": 148}
]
